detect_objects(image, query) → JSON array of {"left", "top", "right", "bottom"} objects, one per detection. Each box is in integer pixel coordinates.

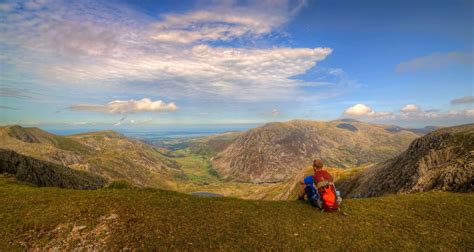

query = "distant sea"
[{"left": 46, "top": 124, "right": 259, "bottom": 140}]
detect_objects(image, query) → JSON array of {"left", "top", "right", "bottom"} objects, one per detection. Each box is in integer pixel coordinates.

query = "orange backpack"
[{"left": 316, "top": 179, "right": 340, "bottom": 212}]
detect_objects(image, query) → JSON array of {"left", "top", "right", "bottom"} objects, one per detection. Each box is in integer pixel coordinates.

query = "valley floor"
[{"left": 0, "top": 174, "right": 473, "bottom": 250}]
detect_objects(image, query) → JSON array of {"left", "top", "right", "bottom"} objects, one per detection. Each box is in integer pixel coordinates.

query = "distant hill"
[
  {"left": 384, "top": 125, "right": 442, "bottom": 135},
  {"left": 148, "top": 132, "right": 241, "bottom": 156},
  {"left": 0, "top": 125, "right": 182, "bottom": 187},
  {"left": 338, "top": 124, "right": 474, "bottom": 198},
  {"left": 212, "top": 120, "right": 419, "bottom": 183},
  {"left": 0, "top": 149, "right": 106, "bottom": 189}
]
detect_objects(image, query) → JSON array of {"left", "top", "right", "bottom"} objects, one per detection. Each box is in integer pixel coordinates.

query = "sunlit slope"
[
  {"left": 172, "top": 166, "right": 367, "bottom": 201},
  {"left": 0, "top": 125, "right": 182, "bottom": 187},
  {"left": 339, "top": 124, "right": 474, "bottom": 198},
  {"left": 213, "top": 119, "right": 419, "bottom": 183},
  {"left": 0, "top": 175, "right": 472, "bottom": 250}
]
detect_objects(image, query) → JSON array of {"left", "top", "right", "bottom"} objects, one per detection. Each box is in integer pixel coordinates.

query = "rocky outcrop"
[
  {"left": 337, "top": 124, "right": 474, "bottom": 198},
  {"left": 212, "top": 120, "right": 419, "bottom": 183},
  {"left": 0, "top": 149, "right": 107, "bottom": 189}
]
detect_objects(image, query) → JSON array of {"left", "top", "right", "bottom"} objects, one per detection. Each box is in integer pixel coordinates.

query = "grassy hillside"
[
  {"left": 0, "top": 175, "right": 472, "bottom": 250},
  {"left": 0, "top": 125, "right": 183, "bottom": 188}
]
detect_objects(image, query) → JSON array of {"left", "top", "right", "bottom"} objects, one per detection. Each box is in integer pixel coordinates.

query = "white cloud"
[
  {"left": 0, "top": 0, "right": 334, "bottom": 102},
  {"left": 343, "top": 104, "right": 373, "bottom": 116},
  {"left": 451, "top": 96, "right": 474, "bottom": 105},
  {"left": 342, "top": 103, "right": 474, "bottom": 124},
  {"left": 343, "top": 104, "right": 392, "bottom": 118},
  {"left": 149, "top": 1, "right": 306, "bottom": 44},
  {"left": 400, "top": 104, "right": 420, "bottom": 113},
  {"left": 69, "top": 98, "right": 177, "bottom": 114},
  {"left": 395, "top": 51, "right": 472, "bottom": 73},
  {"left": 43, "top": 45, "right": 332, "bottom": 101}
]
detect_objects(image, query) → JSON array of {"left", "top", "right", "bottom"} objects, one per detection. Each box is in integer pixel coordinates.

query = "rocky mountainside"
[
  {"left": 0, "top": 125, "right": 182, "bottom": 187},
  {"left": 212, "top": 120, "right": 419, "bottom": 183},
  {"left": 0, "top": 149, "right": 106, "bottom": 189},
  {"left": 337, "top": 124, "right": 474, "bottom": 198}
]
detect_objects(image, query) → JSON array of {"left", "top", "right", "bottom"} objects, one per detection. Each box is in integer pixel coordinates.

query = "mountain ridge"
[
  {"left": 0, "top": 125, "right": 183, "bottom": 188},
  {"left": 212, "top": 119, "right": 420, "bottom": 183}
]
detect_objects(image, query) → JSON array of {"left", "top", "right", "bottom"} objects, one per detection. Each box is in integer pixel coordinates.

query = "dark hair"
[{"left": 313, "top": 159, "right": 323, "bottom": 169}]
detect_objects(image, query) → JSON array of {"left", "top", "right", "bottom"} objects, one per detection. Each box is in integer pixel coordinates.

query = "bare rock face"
[
  {"left": 212, "top": 120, "right": 419, "bottom": 183},
  {"left": 337, "top": 124, "right": 474, "bottom": 198}
]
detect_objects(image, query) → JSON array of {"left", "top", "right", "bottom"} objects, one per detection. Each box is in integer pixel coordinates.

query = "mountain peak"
[
  {"left": 1, "top": 124, "right": 52, "bottom": 143},
  {"left": 212, "top": 120, "right": 419, "bottom": 183}
]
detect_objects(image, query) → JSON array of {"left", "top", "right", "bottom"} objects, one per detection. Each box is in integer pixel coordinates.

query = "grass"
[
  {"left": 1, "top": 175, "right": 473, "bottom": 250},
  {"left": 160, "top": 165, "right": 370, "bottom": 200},
  {"left": 171, "top": 154, "right": 220, "bottom": 183}
]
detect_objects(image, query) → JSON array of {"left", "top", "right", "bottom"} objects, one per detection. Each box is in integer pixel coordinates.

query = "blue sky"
[{"left": 0, "top": 0, "right": 473, "bottom": 129}]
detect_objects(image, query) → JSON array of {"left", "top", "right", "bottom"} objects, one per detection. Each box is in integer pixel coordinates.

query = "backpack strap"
[{"left": 315, "top": 180, "right": 333, "bottom": 189}]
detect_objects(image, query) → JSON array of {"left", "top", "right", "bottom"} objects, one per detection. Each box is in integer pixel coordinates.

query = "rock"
[
  {"left": 338, "top": 124, "right": 474, "bottom": 198},
  {"left": 72, "top": 226, "right": 87, "bottom": 233}
]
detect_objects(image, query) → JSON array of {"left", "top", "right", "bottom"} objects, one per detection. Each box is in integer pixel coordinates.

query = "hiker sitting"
[{"left": 298, "top": 159, "right": 340, "bottom": 212}]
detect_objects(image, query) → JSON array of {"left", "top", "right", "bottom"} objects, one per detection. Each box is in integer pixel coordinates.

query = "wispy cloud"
[
  {"left": 0, "top": 0, "right": 332, "bottom": 102},
  {"left": 149, "top": 1, "right": 301, "bottom": 44},
  {"left": 395, "top": 51, "right": 472, "bottom": 73},
  {"left": 0, "top": 86, "right": 31, "bottom": 98},
  {"left": 450, "top": 96, "right": 474, "bottom": 105},
  {"left": 0, "top": 105, "right": 18, "bottom": 110},
  {"left": 68, "top": 98, "right": 177, "bottom": 114}
]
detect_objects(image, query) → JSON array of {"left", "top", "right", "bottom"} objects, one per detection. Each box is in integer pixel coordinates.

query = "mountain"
[
  {"left": 0, "top": 149, "right": 106, "bottom": 189},
  {"left": 0, "top": 125, "right": 182, "bottom": 187},
  {"left": 337, "top": 124, "right": 474, "bottom": 198},
  {"left": 212, "top": 120, "right": 419, "bottom": 183}
]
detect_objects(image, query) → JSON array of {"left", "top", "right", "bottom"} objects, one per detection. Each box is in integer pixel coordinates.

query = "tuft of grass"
[{"left": 0, "top": 175, "right": 473, "bottom": 250}]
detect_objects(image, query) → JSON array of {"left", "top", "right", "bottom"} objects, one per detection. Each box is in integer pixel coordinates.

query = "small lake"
[{"left": 191, "top": 192, "right": 224, "bottom": 197}]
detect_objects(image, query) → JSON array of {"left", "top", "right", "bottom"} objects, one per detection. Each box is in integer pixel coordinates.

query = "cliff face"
[
  {"left": 0, "top": 149, "right": 106, "bottom": 189},
  {"left": 212, "top": 120, "right": 419, "bottom": 183},
  {"left": 337, "top": 124, "right": 474, "bottom": 198}
]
